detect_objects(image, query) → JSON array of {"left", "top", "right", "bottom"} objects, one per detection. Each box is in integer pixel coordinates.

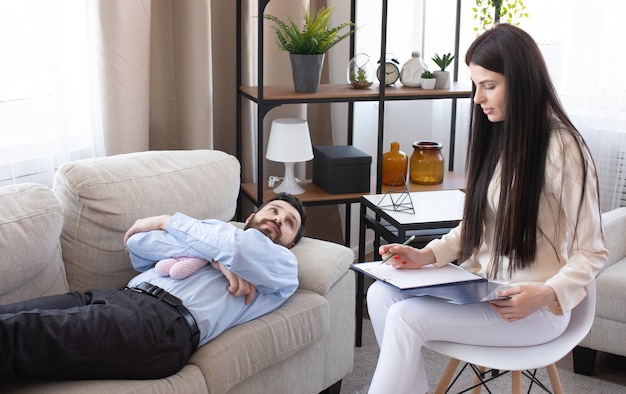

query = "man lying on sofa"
[{"left": 0, "top": 192, "right": 305, "bottom": 381}]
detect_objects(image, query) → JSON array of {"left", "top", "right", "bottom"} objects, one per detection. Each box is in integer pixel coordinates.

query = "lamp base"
[
  {"left": 273, "top": 162, "right": 305, "bottom": 195},
  {"left": 273, "top": 180, "right": 305, "bottom": 195}
]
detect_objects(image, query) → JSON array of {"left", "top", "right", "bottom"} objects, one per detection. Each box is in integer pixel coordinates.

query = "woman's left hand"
[{"left": 488, "top": 285, "right": 556, "bottom": 322}]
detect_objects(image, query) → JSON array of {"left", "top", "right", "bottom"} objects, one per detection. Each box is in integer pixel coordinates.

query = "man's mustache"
[{"left": 247, "top": 218, "right": 282, "bottom": 241}]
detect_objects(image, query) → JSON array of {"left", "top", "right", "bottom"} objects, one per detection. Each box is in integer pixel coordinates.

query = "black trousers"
[{"left": 0, "top": 288, "right": 194, "bottom": 380}]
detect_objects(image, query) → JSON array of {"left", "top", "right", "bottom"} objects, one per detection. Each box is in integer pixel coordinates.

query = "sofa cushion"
[
  {"left": 595, "top": 258, "right": 626, "bottom": 323},
  {"left": 0, "top": 183, "right": 68, "bottom": 304},
  {"left": 292, "top": 237, "right": 355, "bottom": 296},
  {"left": 53, "top": 150, "right": 240, "bottom": 291},
  {"left": 3, "top": 364, "right": 208, "bottom": 394},
  {"left": 188, "top": 289, "right": 328, "bottom": 393}
]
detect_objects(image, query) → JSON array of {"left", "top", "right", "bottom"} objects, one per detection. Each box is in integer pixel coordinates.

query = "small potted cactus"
[{"left": 420, "top": 70, "right": 436, "bottom": 90}]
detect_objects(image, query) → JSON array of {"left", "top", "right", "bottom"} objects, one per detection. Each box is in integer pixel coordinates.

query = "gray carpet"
[{"left": 341, "top": 317, "right": 626, "bottom": 394}]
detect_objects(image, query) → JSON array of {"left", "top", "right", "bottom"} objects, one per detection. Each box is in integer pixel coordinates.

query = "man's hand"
[
  {"left": 216, "top": 263, "right": 256, "bottom": 305},
  {"left": 124, "top": 215, "right": 172, "bottom": 245}
]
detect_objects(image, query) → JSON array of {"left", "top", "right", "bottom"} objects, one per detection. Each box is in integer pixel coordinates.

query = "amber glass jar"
[
  {"left": 410, "top": 141, "right": 444, "bottom": 184},
  {"left": 382, "top": 142, "right": 408, "bottom": 185}
]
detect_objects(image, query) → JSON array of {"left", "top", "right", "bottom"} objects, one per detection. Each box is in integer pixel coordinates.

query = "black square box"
[{"left": 313, "top": 145, "right": 372, "bottom": 194}]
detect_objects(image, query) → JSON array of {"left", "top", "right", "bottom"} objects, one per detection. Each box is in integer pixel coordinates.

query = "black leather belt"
[{"left": 125, "top": 282, "right": 200, "bottom": 352}]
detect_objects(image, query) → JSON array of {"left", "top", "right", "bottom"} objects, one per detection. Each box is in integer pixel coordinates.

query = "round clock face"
[{"left": 377, "top": 62, "right": 400, "bottom": 85}]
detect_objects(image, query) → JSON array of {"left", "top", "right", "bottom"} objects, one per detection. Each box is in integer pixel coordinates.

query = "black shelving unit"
[{"left": 235, "top": 0, "right": 471, "bottom": 246}]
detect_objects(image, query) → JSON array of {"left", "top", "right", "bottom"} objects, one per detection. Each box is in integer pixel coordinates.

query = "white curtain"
[
  {"left": 517, "top": 0, "right": 626, "bottom": 212},
  {"left": 0, "top": 0, "right": 103, "bottom": 187},
  {"left": 0, "top": 0, "right": 230, "bottom": 188}
]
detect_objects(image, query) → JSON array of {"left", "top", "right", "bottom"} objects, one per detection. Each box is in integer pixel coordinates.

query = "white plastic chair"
[{"left": 424, "top": 281, "right": 596, "bottom": 394}]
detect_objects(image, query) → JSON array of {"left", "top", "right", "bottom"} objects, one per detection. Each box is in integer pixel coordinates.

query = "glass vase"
[
  {"left": 410, "top": 141, "right": 444, "bottom": 184},
  {"left": 382, "top": 142, "right": 408, "bottom": 186},
  {"left": 347, "top": 53, "right": 374, "bottom": 89}
]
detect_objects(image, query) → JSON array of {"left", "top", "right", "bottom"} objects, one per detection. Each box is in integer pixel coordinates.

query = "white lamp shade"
[{"left": 266, "top": 118, "right": 314, "bottom": 163}]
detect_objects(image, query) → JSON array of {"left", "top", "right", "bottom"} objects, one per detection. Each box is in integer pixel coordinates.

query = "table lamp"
[{"left": 265, "top": 118, "right": 314, "bottom": 195}]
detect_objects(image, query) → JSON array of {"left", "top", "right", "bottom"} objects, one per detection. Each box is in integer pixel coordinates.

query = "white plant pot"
[{"left": 421, "top": 78, "right": 436, "bottom": 90}]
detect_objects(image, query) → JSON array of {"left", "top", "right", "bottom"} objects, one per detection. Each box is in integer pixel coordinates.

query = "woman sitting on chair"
[{"left": 366, "top": 24, "right": 608, "bottom": 394}]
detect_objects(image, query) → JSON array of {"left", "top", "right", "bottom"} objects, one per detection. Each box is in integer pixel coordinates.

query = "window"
[{"left": 0, "top": 0, "right": 101, "bottom": 187}]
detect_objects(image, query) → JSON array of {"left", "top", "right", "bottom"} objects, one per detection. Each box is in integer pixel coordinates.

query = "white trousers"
[{"left": 366, "top": 281, "right": 570, "bottom": 394}]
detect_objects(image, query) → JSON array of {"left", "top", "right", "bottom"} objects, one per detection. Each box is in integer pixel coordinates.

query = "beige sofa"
[
  {"left": 574, "top": 207, "right": 626, "bottom": 375},
  {"left": 0, "top": 150, "right": 355, "bottom": 393}
]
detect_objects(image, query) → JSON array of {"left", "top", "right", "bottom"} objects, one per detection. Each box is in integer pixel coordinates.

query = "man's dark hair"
[{"left": 261, "top": 192, "right": 307, "bottom": 245}]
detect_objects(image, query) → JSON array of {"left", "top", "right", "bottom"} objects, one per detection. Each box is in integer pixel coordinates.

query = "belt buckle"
[{"left": 126, "top": 283, "right": 199, "bottom": 351}]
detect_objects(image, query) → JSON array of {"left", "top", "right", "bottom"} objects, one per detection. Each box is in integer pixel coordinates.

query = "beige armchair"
[{"left": 574, "top": 207, "right": 626, "bottom": 375}]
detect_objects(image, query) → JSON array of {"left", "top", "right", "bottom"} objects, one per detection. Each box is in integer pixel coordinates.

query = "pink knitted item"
[
  {"left": 155, "top": 258, "right": 178, "bottom": 276},
  {"left": 169, "top": 257, "right": 209, "bottom": 279}
]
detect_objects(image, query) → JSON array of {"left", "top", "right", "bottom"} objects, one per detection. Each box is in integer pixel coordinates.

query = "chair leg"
[
  {"left": 472, "top": 366, "right": 485, "bottom": 394},
  {"left": 546, "top": 363, "right": 564, "bottom": 394},
  {"left": 435, "top": 358, "right": 461, "bottom": 394},
  {"left": 511, "top": 370, "right": 522, "bottom": 394}
]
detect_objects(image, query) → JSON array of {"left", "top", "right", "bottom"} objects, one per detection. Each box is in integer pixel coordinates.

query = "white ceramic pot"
[{"left": 421, "top": 78, "right": 436, "bottom": 90}]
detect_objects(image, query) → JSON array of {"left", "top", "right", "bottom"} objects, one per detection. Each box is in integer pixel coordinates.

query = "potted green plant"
[
  {"left": 264, "top": 6, "right": 356, "bottom": 93},
  {"left": 420, "top": 70, "right": 436, "bottom": 90},
  {"left": 349, "top": 67, "right": 373, "bottom": 89},
  {"left": 347, "top": 53, "right": 373, "bottom": 89},
  {"left": 431, "top": 52, "right": 455, "bottom": 89}
]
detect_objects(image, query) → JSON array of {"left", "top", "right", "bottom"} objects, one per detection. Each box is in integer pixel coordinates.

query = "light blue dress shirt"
[{"left": 126, "top": 212, "right": 299, "bottom": 346}]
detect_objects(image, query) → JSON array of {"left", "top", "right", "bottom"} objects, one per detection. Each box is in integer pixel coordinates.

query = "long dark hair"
[{"left": 461, "top": 24, "right": 590, "bottom": 278}]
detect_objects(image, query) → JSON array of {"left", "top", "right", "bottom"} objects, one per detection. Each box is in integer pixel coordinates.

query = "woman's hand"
[
  {"left": 216, "top": 263, "right": 257, "bottom": 305},
  {"left": 488, "top": 285, "right": 557, "bottom": 322},
  {"left": 378, "top": 244, "right": 436, "bottom": 269}
]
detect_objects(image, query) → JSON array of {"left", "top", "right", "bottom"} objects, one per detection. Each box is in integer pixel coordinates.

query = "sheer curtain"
[
  {"left": 0, "top": 0, "right": 103, "bottom": 187},
  {"left": 519, "top": 0, "right": 626, "bottom": 212},
  {"left": 1, "top": 0, "right": 234, "bottom": 187},
  {"left": 557, "top": 0, "right": 626, "bottom": 212}
]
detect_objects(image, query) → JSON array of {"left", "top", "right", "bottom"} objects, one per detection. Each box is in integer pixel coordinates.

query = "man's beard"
[{"left": 245, "top": 218, "right": 282, "bottom": 244}]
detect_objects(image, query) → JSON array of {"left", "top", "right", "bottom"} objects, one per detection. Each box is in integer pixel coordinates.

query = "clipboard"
[{"left": 351, "top": 261, "right": 510, "bottom": 304}]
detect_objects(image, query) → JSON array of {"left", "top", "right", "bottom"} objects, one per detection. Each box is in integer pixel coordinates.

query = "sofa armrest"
[
  {"left": 0, "top": 184, "right": 69, "bottom": 304},
  {"left": 601, "top": 207, "right": 626, "bottom": 270},
  {"left": 291, "top": 237, "right": 355, "bottom": 296}
]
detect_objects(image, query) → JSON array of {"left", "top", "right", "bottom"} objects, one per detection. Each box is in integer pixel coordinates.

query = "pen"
[{"left": 379, "top": 235, "right": 416, "bottom": 265}]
